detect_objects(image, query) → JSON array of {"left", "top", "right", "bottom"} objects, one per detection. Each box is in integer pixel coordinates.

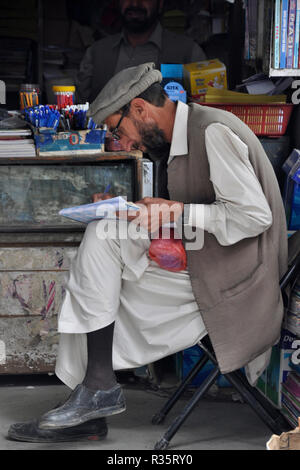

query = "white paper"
[{"left": 59, "top": 196, "right": 140, "bottom": 224}]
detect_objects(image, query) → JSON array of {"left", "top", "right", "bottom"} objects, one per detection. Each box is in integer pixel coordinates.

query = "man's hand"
[
  {"left": 92, "top": 193, "right": 115, "bottom": 203},
  {"left": 120, "top": 197, "right": 184, "bottom": 234}
]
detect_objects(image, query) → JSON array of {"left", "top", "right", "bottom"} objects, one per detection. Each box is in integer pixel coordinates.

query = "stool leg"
[
  {"left": 198, "top": 339, "right": 290, "bottom": 434},
  {"left": 226, "top": 369, "right": 291, "bottom": 433},
  {"left": 152, "top": 354, "right": 209, "bottom": 425},
  {"left": 224, "top": 371, "right": 287, "bottom": 435},
  {"left": 154, "top": 366, "right": 220, "bottom": 450}
]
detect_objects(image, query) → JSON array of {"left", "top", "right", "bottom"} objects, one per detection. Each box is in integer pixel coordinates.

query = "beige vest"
[{"left": 168, "top": 103, "right": 288, "bottom": 373}]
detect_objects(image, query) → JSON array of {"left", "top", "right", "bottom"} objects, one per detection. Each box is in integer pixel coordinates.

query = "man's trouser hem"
[{"left": 58, "top": 316, "right": 115, "bottom": 335}]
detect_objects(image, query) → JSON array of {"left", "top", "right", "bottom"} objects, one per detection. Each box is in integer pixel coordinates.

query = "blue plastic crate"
[{"left": 182, "top": 345, "right": 231, "bottom": 388}]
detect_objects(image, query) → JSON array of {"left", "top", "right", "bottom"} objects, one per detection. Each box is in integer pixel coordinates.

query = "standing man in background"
[{"left": 76, "top": 0, "right": 206, "bottom": 103}]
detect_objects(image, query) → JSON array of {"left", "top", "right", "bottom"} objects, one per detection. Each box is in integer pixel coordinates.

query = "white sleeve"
[{"left": 186, "top": 122, "right": 273, "bottom": 246}]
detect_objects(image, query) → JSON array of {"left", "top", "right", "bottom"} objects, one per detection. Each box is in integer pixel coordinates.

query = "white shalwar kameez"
[{"left": 55, "top": 102, "right": 273, "bottom": 390}]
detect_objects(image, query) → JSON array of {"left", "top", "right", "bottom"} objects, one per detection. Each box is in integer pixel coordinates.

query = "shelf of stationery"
[
  {"left": 269, "top": 67, "right": 300, "bottom": 76},
  {"left": 269, "top": 0, "right": 300, "bottom": 77}
]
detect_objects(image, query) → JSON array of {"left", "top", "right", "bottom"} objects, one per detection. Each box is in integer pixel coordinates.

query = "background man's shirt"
[
  {"left": 114, "top": 23, "right": 206, "bottom": 74},
  {"left": 76, "top": 23, "right": 206, "bottom": 103}
]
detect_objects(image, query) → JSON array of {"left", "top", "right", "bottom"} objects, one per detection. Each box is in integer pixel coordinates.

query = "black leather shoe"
[
  {"left": 38, "top": 383, "right": 126, "bottom": 430},
  {"left": 7, "top": 418, "right": 108, "bottom": 443}
]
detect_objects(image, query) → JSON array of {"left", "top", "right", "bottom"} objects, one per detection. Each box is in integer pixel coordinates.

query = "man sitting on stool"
[{"left": 8, "top": 62, "right": 287, "bottom": 443}]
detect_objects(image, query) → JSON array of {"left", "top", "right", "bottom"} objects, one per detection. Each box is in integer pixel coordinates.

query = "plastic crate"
[{"left": 199, "top": 103, "right": 293, "bottom": 136}]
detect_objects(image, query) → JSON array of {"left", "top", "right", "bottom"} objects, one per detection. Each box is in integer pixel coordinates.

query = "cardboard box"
[
  {"left": 161, "top": 64, "right": 184, "bottom": 83},
  {"left": 183, "top": 59, "right": 227, "bottom": 100},
  {"left": 256, "top": 329, "right": 299, "bottom": 408},
  {"left": 34, "top": 129, "right": 106, "bottom": 156}
]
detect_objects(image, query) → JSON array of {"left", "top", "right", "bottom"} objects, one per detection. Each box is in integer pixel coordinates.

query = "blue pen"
[{"left": 104, "top": 184, "right": 111, "bottom": 194}]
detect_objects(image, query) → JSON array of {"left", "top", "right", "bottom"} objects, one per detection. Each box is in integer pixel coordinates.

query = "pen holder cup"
[
  {"left": 19, "top": 84, "right": 41, "bottom": 110},
  {"left": 53, "top": 86, "right": 76, "bottom": 110}
]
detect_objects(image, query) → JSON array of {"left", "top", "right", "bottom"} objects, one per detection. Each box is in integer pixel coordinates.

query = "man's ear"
[{"left": 130, "top": 98, "right": 149, "bottom": 120}]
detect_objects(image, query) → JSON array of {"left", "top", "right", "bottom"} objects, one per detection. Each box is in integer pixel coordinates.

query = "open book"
[{"left": 59, "top": 196, "right": 140, "bottom": 224}]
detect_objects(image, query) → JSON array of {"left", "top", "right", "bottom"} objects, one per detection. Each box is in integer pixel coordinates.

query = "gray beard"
[
  {"left": 139, "top": 124, "right": 170, "bottom": 161},
  {"left": 122, "top": 7, "right": 159, "bottom": 34}
]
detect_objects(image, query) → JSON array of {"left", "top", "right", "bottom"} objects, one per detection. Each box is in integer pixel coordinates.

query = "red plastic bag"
[{"left": 149, "top": 227, "right": 187, "bottom": 272}]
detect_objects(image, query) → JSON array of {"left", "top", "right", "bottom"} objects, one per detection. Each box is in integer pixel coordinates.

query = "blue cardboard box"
[
  {"left": 34, "top": 128, "right": 106, "bottom": 156},
  {"left": 161, "top": 63, "right": 184, "bottom": 84},
  {"left": 282, "top": 149, "right": 300, "bottom": 230}
]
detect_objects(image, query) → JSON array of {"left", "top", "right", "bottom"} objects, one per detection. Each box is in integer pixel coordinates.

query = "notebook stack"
[{"left": 0, "top": 129, "right": 36, "bottom": 157}]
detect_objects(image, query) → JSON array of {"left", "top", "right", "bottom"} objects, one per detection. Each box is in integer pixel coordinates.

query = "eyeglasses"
[{"left": 111, "top": 107, "right": 129, "bottom": 141}]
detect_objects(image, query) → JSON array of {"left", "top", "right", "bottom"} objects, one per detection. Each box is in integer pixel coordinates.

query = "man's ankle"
[{"left": 82, "top": 375, "right": 117, "bottom": 392}]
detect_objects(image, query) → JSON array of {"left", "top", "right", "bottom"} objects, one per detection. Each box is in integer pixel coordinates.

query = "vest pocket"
[{"left": 221, "top": 261, "right": 266, "bottom": 299}]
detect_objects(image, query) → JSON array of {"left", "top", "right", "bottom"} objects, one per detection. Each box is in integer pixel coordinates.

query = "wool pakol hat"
[{"left": 87, "top": 62, "right": 162, "bottom": 125}]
